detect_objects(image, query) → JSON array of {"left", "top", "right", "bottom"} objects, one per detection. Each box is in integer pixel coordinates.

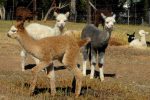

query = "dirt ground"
[{"left": 0, "top": 41, "right": 150, "bottom": 99}]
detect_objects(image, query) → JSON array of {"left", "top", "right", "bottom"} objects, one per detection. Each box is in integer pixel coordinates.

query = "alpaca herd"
[
  {"left": 21, "top": 12, "right": 69, "bottom": 71},
  {"left": 7, "top": 10, "right": 150, "bottom": 97},
  {"left": 127, "top": 30, "right": 150, "bottom": 49}
]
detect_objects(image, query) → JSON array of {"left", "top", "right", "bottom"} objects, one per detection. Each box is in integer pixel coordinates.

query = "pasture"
[{"left": 0, "top": 20, "right": 150, "bottom": 99}]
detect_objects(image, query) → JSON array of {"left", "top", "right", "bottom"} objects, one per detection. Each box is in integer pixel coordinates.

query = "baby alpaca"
[
  {"left": 21, "top": 12, "right": 69, "bottom": 71},
  {"left": 7, "top": 21, "right": 90, "bottom": 97},
  {"left": 129, "top": 30, "right": 149, "bottom": 49},
  {"left": 81, "top": 13, "right": 116, "bottom": 81},
  {"left": 127, "top": 32, "right": 136, "bottom": 43}
]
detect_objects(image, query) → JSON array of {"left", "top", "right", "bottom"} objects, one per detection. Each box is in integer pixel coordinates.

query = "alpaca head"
[
  {"left": 139, "top": 30, "right": 149, "bottom": 37},
  {"left": 101, "top": 13, "right": 116, "bottom": 30},
  {"left": 7, "top": 21, "right": 24, "bottom": 39},
  {"left": 127, "top": 32, "right": 135, "bottom": 42},
  {"left": 54, "top": 12, "right": 69, "bottom": 30}
]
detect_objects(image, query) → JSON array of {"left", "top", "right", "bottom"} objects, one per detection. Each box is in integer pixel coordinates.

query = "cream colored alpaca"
[{"left": 7, "top": 21, "right": 90, "bottom": 97}]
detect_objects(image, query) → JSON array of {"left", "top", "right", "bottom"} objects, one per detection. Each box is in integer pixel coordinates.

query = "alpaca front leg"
[
  {"left": 32, "top": 56, "right": 47, "bottom": 72},
  {"left": 47, "top": 64, "right": 56, "bottom": 96},
  {"left": 20, "top": 50, "right": 27, "bottom": 71},
  {"left": 98, "top": 52, "right": 105, "bottom": 81},
  {"left": 82, "top": 46, "right": 88, "bottom": 76},
  {"left": 82, "top": 61, "right": 87, "bottom": 76},
  {"left": 90, "top": 53, "right": 96, "bottom": 79},
  {"left": 29, "top": 61, "right": 49, "bottom": 96}
]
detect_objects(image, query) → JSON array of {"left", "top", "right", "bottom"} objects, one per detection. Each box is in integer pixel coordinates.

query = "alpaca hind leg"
[
  {"left": 20, "top": 50, "right": 27, "bottom": 71},
  {"left": 90, "top": 50, "right": 96, "bottom": 79},
  {"left": 47, "top": 64, "right": 56, "bottom": 96},
  {"left": 62, "top": 49, "right": 83, "bottom": 97},
  {"left": 98, "top": 52, "right": 105, "bottom": 81}
]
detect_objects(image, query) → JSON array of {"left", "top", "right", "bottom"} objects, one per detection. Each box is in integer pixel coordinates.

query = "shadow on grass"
[
  {"left": 86, "top": 70, "right": 116, "bottom": 78},
  {"left": 24, "top": 64, "right": 66, "bottom": 71},
  {"left": 24, "top": 77, "right": 90, "bottom": 96}
]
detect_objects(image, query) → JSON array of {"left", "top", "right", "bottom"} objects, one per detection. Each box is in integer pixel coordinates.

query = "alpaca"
[
  {"left": 92, "top": 8, "right": 112, "bottom": 28},
  {"left": 127, "top": 32, "right": 136, "bottom": 43},
  {"left": 129, "top": 30, "right": 149, "bottom": 49},
  {"left": 81, "top": 13, "right": 116, "bottom": 81},
  {"left": 20, "top": 12, "right": 69, "bottom": 71},
  {"left": 16, "top": 6, "right": 34, "bottom": 22},
  {"left": 127, "top": 32, "right": 150, "bottom": 47},
  {"left": 7, "top": 21, "right": 90, "bottom": 97}
]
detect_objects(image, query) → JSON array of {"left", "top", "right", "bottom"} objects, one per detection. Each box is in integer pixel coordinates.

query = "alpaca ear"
[
  {"left": 127, "top": 33, "right": 129, "bottom": 36},
  {"left": 16, "top": 20, "right": 24, "bottom": 29},
  {"left": 101, "top": 13, "right": 106, "bottom": 19},
  {"left": 112, "top": 14, "right": 116, "bottom": 19},
  {"left": 133, "top": 32, "right": 135, "bottom": 35},
  {"left": 65, "top": 12, "right": 70, "bottom": 18},
  {"left": 54, "top": 12, "right": 58, "bottom": 17}
]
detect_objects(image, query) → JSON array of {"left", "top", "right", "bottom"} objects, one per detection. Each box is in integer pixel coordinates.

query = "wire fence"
[{"left": 2, "top": 6, "right": 150, "bottom": 25}]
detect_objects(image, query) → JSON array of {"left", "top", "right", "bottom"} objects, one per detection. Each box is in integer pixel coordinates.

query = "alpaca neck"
[
  {"left": 54, "top": 24, "right": 64, "bottom": 35},
  {"left": 140, "top": 36, "right": 146, "bottom": 44},
  {"left": 17, "top": 30, "right": 37, "bottom": 53},
  {"left": 104, "top": 27, "right": 112, "bottom": 39}
]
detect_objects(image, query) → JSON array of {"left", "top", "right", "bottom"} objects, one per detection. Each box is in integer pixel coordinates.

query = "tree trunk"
[
  {"left": 86, "top": 0, "right": 91, "bottom": 24},
  {"left": 70, "top": 0, "right": 77, "bottom": 22},
  {"left": 33, "top": 0, "right": 37, "bottom": 20}
]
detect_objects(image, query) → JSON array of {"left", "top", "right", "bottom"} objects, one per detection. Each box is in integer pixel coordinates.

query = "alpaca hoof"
[
  {"left": 100, "top": 77, "right": 104, "bottom": 81},
  {"left": 75, "top": 94, "right": 79, "bottom": 98},
  {"left": 30, "top": 92, "right": 35, "bottom": 96},
  {"left": 83, "top": 73, "right": 86, "bottom": 76},
  {"left": 51, "top": 92, "right": 56, "bottom": 96}
]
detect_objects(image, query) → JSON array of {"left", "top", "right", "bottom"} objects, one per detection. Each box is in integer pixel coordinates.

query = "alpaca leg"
[
  {"left": 72, "top": 67, "right": 83, "bottom": 97},
  {"left": 82, "top": 46, "right": 88, "bottom": 76},
  {"left": 20, "top": 50, "right": 27, "bottom": 71},
  {"left": 62, "top": 49, "right": 83, "bottom": 97},
  {"left": 47, "top": 63, "right": 56, "bottom": 96},
  {"left": 98, "top": 52, "right": 105, "bottom": 81},
  {"left": 32, "top": 56, "right": 40, "bottom": 65},
  {"left": 29, "top": 61, "right": 50, "bottom": 96},
  {"left": 90, "top": 50, "right": 96, "bottom": 79},
  {"left": 32, "top": 56, "right": 47, "bottom": 72}
]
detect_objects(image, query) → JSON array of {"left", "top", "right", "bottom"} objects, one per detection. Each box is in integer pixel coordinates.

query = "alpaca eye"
[
  {"left": 12, "top": 30, "right": 16, "bottom": 32},
  {"left": 64, "top": 20, "right": 67, "bottom": 22},
  {"left": 57, "top": 20, "right": 60, "bottom": 22}
]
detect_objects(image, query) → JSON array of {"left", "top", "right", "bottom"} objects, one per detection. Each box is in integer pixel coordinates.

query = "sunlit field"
[{"left": 0, "top": 20, "right": 150, "bottom": 99}]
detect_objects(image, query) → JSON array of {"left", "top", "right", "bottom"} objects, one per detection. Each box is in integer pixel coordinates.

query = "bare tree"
[
  {"left": 70, "top": 0, "right": 76, "bottom": 22},
  {"left": 43, "top": 1, "right": 69, "bottom": 22}
]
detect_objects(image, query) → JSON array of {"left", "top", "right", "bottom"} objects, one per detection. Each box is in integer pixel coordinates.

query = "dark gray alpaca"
[{"left": 81, "top": 13, "right": 116, "bottom": 81}]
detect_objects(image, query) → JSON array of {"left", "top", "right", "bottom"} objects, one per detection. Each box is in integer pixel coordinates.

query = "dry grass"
[{"left": 0, "top": 20, "right": 150, "bottom": 99}]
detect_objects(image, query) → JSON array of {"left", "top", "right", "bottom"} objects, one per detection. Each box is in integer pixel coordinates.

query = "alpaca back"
[
  {"left": 26, "top": 23, "right": 59, "bottom": 40},
  {"left": 81, "top": 24, "right": 109, "bottom": 48}
]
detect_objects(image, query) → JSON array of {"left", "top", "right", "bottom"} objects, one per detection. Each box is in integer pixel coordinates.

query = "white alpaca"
[
  {"left": 129, "top": 30, "right": 149, "bottom": 49},
  {"left": 20, "top": 12, "right": 69, "bottom": 71}
]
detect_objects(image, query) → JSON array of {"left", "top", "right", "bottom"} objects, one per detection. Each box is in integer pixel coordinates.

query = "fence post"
[{"left": 149, "top": 8, "right": 150, "bottom": 24}]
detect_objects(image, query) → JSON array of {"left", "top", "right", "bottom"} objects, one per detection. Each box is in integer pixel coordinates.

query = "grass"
[{"left": 0, "top": 20, "right": 150, "bottom": 99}]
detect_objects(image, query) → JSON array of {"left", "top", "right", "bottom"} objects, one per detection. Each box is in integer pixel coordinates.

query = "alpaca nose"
[{"left": 7, "top": 33, "right": 11, "bottom": 37}]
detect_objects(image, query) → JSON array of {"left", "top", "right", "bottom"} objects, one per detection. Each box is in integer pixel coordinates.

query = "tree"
[{"left": 70, "top": 0, "right": 76, "bottom": 22}]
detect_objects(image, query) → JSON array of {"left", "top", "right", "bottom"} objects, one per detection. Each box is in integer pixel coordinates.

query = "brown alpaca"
[
  {"left": 16, "top": 7, "right": 35, "bottom": 22},
  {"left": 7, "top": 21, "right": 90, "bottom": 97}
]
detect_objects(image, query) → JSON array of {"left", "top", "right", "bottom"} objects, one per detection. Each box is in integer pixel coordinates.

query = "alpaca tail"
[{"left": 77, "top": 37, "right": 91, "bottom": 47}]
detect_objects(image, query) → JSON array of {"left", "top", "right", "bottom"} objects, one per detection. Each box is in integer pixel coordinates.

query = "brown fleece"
[{"left": 9, "top": 21, "right": 90, "bottom": 97}]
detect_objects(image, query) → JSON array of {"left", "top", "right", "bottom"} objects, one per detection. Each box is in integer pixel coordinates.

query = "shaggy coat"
[
  {"left": 20, "top": 12, "right": 69, "bottom": 71},
  {"left": 7, "top": 21, "right": 90, "bottom": 97},
  {"left": 81, "top": 13, "right": 116, "bottom": 81}
]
